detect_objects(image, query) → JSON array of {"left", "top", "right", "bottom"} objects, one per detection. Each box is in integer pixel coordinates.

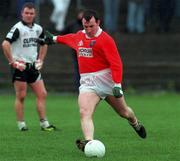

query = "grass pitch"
[{"left": 0, "top": 92, "right": 180, "bottom": 161}]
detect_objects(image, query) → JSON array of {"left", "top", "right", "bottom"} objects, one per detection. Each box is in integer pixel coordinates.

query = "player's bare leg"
[
  {"left": 105, "top": 95, "right": 146, "bottom": 138},
  {"left": 30, "top": 80, "right": 56, "bottom": 131},
  {"left": 105, "top": 96, "right": 137, "bottom": 123},
  {"left": 30, "top": 80, "right": 47, "bottom": 119},
  {"left": 14, "top": 81, "right": 28, "bottom": 131},
  {"left": 76, "top": 92, "right": 100, "bottom": 151}
]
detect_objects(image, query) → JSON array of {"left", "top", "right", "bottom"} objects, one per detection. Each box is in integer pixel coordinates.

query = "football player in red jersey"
[{"left": 45, "top": 10, "right": 147, "bottom": 151}]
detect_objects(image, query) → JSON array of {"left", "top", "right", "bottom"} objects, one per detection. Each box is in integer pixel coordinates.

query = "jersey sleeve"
[
  {"left": 103, "top": 36, "right": 123, "bottom": 83},
  {"left": 38, "top": 28, "right": 46, "bottom": 46},
  {"left": 5, "top": 27, "right": 19, "bottom": 43},
  {"left": 56, "top": 33, "right": 77, "bottom": 50}
]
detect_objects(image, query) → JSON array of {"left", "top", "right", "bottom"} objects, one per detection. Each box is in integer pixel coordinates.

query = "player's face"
[
  {"left": 21, "top": 7, "right": 36, "bottom": 25},
  {"left": 82, "top": 17, "right": 100, "bottom": 38}
]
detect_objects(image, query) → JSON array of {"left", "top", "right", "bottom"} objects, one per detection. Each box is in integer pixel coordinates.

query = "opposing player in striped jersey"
[
  {"left": 45, "top": 10, "right": 147, "bottom": 150},
  {"left": 1, "top": 2, "right": 56, "bottom": 131}
]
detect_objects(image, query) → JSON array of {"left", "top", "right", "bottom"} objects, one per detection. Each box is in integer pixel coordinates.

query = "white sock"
[
  {"left": 40, "top": 120, "right": 50, "bottom": 128},
  {"left": 17, "top": 121, "right": 27, "bottom": 130},
  {"left": 129, "top": 120, "right": 141, "bottom": 130}
]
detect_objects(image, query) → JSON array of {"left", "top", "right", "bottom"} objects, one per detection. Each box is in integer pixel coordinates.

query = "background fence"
[{"left": 0, "top": 0, "right": 180, "bottom": 92}]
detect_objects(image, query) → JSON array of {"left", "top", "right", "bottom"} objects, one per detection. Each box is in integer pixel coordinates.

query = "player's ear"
[{"left": 97, "top": 20, "right": 100, "bottom": 26}]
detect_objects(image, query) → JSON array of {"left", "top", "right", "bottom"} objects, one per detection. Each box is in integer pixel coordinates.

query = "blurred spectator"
[
  {"left": 144, "top": 0, "right": 154, "bottom": 25},
  {"left": 175, "top": 0, "right": 180, "bottom": 17},
  {"left": 17, "top": 0, "right": 36, "bottom": 19},
  {"left": 60, "top": 9, "right": 84, "bottom": 34},
  {"left": 0, "top": 0, "right": 12, "bottom": 20},
  {"left": 103, "top": 0, "right": 121, "bottom": 33},
  {"left": 155, "top": 0, "right": 176, "bottom": 33},
  {"left": 126, "top": 0, "right": 145, "bottom": 33},
  {"left": 60, "top": 9, "right": 84, "bottom": 90},
  {"left": 50, "top": 0, "right": 71, "bottom": 31},
  {"left": 40, "top": 0, "right": 46, "bottom": 4}
]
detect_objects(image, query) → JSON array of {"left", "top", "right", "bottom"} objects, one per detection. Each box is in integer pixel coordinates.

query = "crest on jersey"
[
  {"left": 36, "top": 30, "right": 40, "bottom": 36},
  {"left": 89, "top": 40, "right": 96, "bottom": 47},
  {"left": 78, "top": 40, "right": 83, "bottom": 46}
]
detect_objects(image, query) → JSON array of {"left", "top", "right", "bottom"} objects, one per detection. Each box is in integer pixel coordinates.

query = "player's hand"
[
  {"left": 112, "top": 84, "right": 123, "bottom": 98},
  {"left": 35, "top": 59, "right": 43, "bottom": 70},
  {"left": 44, "top": 30, "right": 55, "bottom": 45},
  {"left": 11, "top": 61, "right": 26, "bottom": 71},
  {"left": 45, "top": 30, "right": 54, "bottom": 40}
]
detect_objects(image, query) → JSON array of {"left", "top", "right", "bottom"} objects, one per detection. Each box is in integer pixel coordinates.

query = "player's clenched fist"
[
  {"left": 10, "top": 61, "right": 26, "bottom": 71},
  {"left": 35, "top": 59, "right": 43, "bottom": 70},
  {"left": 112, "top": 84, "right": 123, "bottom": 98},
  {"left": 44, "top": 30, "right": 55, "bottom": 45}
]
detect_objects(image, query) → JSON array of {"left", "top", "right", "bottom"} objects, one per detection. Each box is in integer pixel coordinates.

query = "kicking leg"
[{"left": 105, "top": 95, "right": 146, "bottom": 138}]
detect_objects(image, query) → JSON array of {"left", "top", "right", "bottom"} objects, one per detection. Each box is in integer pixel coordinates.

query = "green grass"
[{"left": 0, "top": 92, "right": 180, "bottom": 161}]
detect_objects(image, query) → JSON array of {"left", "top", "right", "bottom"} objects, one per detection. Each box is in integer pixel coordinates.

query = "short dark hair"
[
  {"left": 82, "top": 10, "right": 99, "bottom": 22},
  {"left": 22, "top": 2, "right": 35, "bottom": 11}
]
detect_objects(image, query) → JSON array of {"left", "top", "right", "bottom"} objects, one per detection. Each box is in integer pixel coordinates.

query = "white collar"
[{"left": 82, "top": 27, "right": 102, "bottom": 38}]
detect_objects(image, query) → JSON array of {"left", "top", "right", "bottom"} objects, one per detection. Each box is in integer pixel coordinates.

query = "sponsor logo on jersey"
[
  {"left": 78, "top": 47, "right": 93, "bottom": 58},
  {"left": 23, "top": 37, "right": 37, "bottom": 47},
  {"left": 78, "top": 40, "right": 83, "bottom": 46}
]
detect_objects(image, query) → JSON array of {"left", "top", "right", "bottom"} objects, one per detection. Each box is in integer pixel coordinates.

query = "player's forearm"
[
  {"left": 112, "top": 70, "right": 123, "bottom": 84},
  {"left": 56, "top": 34, "right": 76, "bottom": 49},
  {"left": 38, "top": 44, "right": 48, "bottom": 61},
  {"left": 111, "top": 58, "right": 123, "bottom": 83},
  {"left": 1, "top": 40, "right": 14, "bottom": 64}
]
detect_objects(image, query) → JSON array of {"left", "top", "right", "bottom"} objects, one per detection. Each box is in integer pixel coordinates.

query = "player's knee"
[
  {"left": 16, "top": 91, "right": 26, "bottom": 101},
  {"left": 37, "top": 90, "right": 47, "bottom": 99},
  {"left": 79, "top": 107, "right": 92, "bottom": 119},
  {"left": 42, "top": 90, "right": 47, "bottom": 98}
]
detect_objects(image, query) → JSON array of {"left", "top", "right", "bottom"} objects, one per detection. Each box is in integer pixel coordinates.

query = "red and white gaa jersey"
[{"left": 55, "top": 28, "right": 123, "bottom": 83}]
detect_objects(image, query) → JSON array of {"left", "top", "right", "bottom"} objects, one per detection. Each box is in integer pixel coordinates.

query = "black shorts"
[{"left": 11, "top": 63, "right": 42, "bottom": 83}]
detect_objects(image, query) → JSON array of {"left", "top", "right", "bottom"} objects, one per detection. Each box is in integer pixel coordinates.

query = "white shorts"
[{"left": 79, "top": 68, "right": 123, "bottom": 99}]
